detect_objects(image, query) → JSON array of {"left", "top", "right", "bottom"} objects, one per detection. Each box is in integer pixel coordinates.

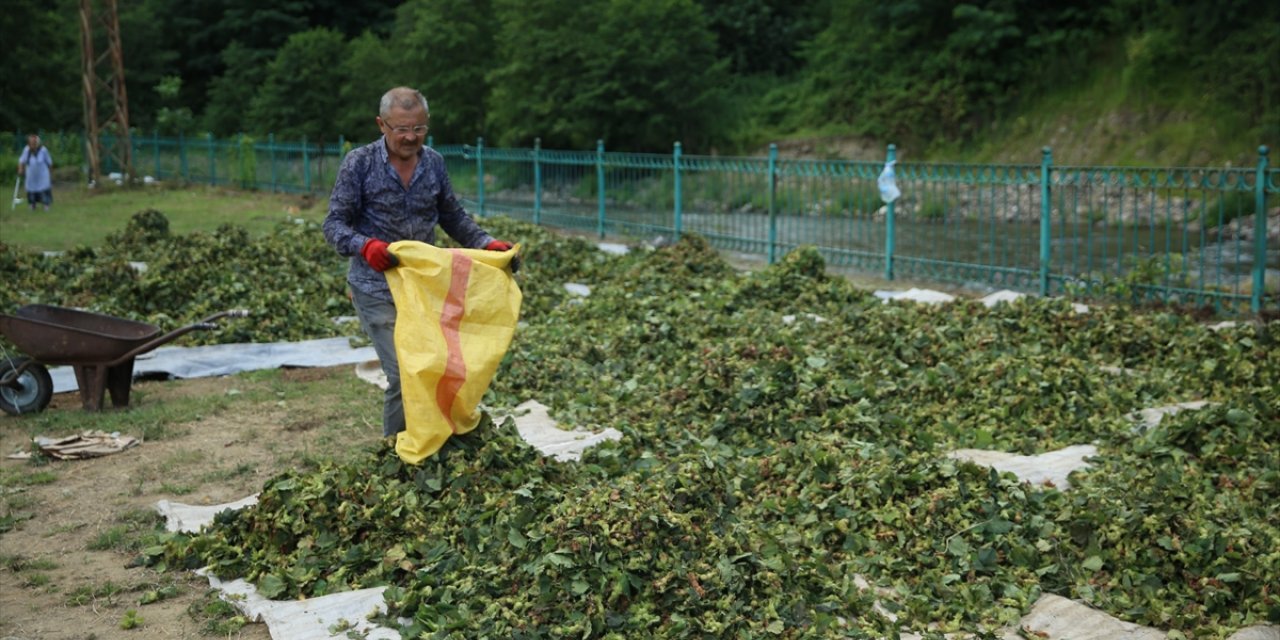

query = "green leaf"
[
  {"left": 1082, "top": 556, "right": 1104, "bottom": 572},
  {"left": 985, "top": 518, "right": 1014, "bottom": 535},
  {"left": 257, "top": 574, "right": 287, "bottom": 599},
  {"left": 508, "top": 528, "right": 527, "bottom": 549}
]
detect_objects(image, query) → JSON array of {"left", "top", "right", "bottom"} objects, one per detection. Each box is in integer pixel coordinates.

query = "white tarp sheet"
[
  {"left": 49, "top": 337, "right": 376, "bottom": 394},
  {"left": 199, "top": 571, "right": 399, "bottom": 640},
  {"left": 947, "top": 444, "right": 1098, "bottom": 490}
]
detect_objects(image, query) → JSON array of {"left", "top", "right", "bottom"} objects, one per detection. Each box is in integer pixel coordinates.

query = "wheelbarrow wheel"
[{"left": 0, "top": 357, "right": 53, "bottom": 415}]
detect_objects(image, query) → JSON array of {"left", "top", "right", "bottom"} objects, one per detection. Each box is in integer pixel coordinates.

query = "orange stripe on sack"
[{"left": 435, "top": 251, "right": 472, "bottom": 433}]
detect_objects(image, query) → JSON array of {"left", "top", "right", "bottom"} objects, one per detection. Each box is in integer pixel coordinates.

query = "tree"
[
  {"left": 117, "top": 0, "right": 180, "bottom": 132},
  {"left": 153, "top": 76, "right": 194, "bottom": 135},
  {"left": 788, "top": 0, "right": 1116, "bottom": 146},
  {"left": 248, "top": 28, "right": 349, "bottom": 142},
  {"left": 488, "top": 0, "right": 729, "bottom": 151},
  {"left": 389, "top": 0, "right": 497, "bottom": 144},
  {"left": 204, "top": 42, "right": 272, "bottom": 137},
  {"left": 0, "top": 0, "right": 80, "bottom": 132},
  {"left": 697, "top": 0, "right": 828, "bottom": 76},
  {"left": 146, "top": 0, "right": 311, "bottom": 121},
  {"left": 337, "top": 32, "right": 401, "bottom": 143}
]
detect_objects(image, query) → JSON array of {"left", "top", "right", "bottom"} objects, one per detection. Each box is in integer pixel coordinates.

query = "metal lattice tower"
[{"left": 80, "top": 0, "right": 131, "bottom": 185}]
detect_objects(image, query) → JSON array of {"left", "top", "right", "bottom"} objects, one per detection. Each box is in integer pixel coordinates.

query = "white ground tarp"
[
  {"left": 947, "top": 444, "right": 1098, "bottom": 490},
  {"left": 49, "top": 337, "right": 376, "bottom": 394}
]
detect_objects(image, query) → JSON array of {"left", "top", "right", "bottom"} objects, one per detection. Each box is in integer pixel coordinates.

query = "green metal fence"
[{"left": 14, "top": 131, "right": 1277, "bottom": 314}]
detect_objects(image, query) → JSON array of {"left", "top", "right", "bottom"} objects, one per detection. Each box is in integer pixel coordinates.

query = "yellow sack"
[{"left": 384, "top": 241, "right": 522, "bottom": 464}]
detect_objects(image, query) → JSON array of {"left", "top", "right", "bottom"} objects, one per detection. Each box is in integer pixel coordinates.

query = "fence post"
[
  {"left": 1040, "top": 147, "right": 1053, "bottom": 297},
  {"left": 207, "top": 132, "right": 216, "bottom": 186},
  {"left": 269, "top": 133, "right": 277, "bottom": 192},
  {"left": 1254, "top": 145, "right": 1271, "bottom": 313},
  {"left": 303, "top": 135, "right": 311, "bottom": 193},
  {"left": 597, "top": 139, "right": 606, "bottom": 239},
  {"left": 427, "top": 135, "right": 433, "bottom": 148},
  {"left": 533, "top": 138, "right": 542, "bottom": 226},
  {"left": 237, "top": 133, "right": 245, "bottom": 189},
  {"left": 476, "top": 137, "right": 486, "bottom": 216},
  {"left": 153, "top": 129, "right": 160, "bottom": 179},
  {"left": 884, "top": 144, "right": 896, "bottom": 281},
  {"left": 674, "top": 141, "right": 683, "bottom": 239},
  {"left": 768, "top": 143, "right": 778, "bottom": 264},
  {"left": 179, "top": 131, "right": 188, "bottom": 181}
]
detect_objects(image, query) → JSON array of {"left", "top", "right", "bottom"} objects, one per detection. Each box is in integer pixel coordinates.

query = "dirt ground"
[{"left": 0, "top": 365, "right": 382, "bottom": 640}]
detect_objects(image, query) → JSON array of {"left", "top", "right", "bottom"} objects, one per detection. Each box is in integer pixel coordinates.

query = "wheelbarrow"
[{"left": 0, "top": 304, "right": 249, "bottom": 414}]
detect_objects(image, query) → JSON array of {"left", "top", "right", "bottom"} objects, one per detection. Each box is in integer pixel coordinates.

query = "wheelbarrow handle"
[
  {"left": 103, "top": 309, "right": 251, "bottom": 367},
  {"left": 197, "top": 309, "right": 251, "bottom": 323}
]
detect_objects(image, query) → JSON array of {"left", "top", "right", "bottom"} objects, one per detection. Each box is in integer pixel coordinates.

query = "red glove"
[
  {"left": 360, "top": 239, "right": 396, "bottom": 272},
  {"left": 485, "top": 239, "right": 521, "bottom": 272}
]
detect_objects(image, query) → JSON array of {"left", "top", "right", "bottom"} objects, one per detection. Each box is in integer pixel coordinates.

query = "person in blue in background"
[
  {"left": 323, "top": 86, "right": 514, "bottom": 440},
  {"left": 17, "top": 134, "right": 53, "bottom": 211}
]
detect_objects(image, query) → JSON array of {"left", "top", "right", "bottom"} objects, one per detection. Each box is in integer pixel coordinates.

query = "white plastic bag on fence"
[{"left": 878, "top": 160, "right": 901, "bottom": 204}]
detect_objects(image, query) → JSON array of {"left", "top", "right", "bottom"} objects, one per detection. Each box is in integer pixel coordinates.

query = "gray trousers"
[{"left": 351, "top": 289, "right": 404, "bottom": 437}]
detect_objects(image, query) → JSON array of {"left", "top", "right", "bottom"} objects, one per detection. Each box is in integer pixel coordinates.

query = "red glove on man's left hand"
[{"left": 485, "top": 240, "right": 521, "bottom": 273}]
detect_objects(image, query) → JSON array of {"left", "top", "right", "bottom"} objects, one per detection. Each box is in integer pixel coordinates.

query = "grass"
[
  {"left": 1, "top": 386, "right": 231, "bottom": 443},
  {"left": 959, "top": 48, "right": 1262, "bottom": 168},
  {"left": 0, "top": 182, "right": 328, "bottom": 252},
  {"left": 67, "top": 581, "right": 126, "bottom": 606},
  {"left": 1, "top": 553, "right": 57, "bottom": 589},
  {"left": 188, "top": 590, "right": 250, "bottom": 636},
  {"left": 1, "top": 553, "right": 58, "bottom": 572}
]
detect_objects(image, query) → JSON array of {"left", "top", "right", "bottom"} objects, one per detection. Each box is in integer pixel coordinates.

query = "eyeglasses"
[{"left": 386, "top": 124, "right": 429, "bottom": 136}]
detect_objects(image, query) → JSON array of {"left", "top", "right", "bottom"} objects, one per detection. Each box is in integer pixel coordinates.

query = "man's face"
[
  {"left": 27, "top": 136, "right": 39, "bottom": 150},
  {"left": 377, "top": 104, "right": 429, "bottom": 162}
]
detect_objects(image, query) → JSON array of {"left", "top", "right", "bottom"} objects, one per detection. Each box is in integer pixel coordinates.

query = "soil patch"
[{"left": 0, "top": 364, "right": 381, "bottom": 639}]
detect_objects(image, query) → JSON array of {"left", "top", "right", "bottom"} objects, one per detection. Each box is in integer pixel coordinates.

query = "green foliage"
[
  {"left": 488, "top": 0, "right": 730, "bottom": 151},
  {"left": 114, "top": 0, "right": 179, "bottom": 131},
  {"left": 698, "top": 0, "right": 828, "bottom": 76},
  {"left": 915, "top": 195, "right": 949, "bottom": 221},
  {"left": 204, "top": 42, "right": 272, "bottom": 137},
  {"left": 187, "top": 590, "right": 250, "bottom": 635},
  {"left": 335, "top": 32, "right": 399, "bottom": 143},
  {"left": 0, "top": 0, "right": 80, "bottom": 132},
  {"left": 249, "top": 28, "right": 350, "bottom": 143},
  {"left": 153, "top": 76, "right": 195, "bottom": 135},
  {"left": 119, "top": 608, "right": 144, "bottom": 630},
  {"left": 1076, "top": 253, "right": 1191, "bottom": 305},
  {"left": 1207, "top": 189, "right": 1258, "bottom": 229},
  {"left": 236, "top": 135, "right": 258, "bottom": 189},
  {"left": 390, "top": 0, "right": 497, "bottom": 144},
  {"left": 66, "top": 215, "right": 1263, "bottom": 636},
  {"left": 1, "top": 210, "right": 353, "bottom": 344},
  {"left": 786, "top": 0, "right": 1114, "bottom": 148},
  {"left": 9, "top": 0, "right": 1277, "bottom": 162}
]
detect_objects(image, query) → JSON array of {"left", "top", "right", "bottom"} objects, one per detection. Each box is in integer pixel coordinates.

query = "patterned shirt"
[{"left": 324, "top": 138, "right": 495, "bottom": 301}]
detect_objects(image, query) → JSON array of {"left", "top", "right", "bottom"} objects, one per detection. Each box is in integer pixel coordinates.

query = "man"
[
  {"left": 324, "top": 86, "right": 513, "bottom": 438},
  {"left": 17, "top": 134, "right": 53, "bottom": 211}
]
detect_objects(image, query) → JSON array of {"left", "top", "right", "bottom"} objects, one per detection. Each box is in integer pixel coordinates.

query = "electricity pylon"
[{"left": 80, "top": 0, "right": 132, "bottom": 185}]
